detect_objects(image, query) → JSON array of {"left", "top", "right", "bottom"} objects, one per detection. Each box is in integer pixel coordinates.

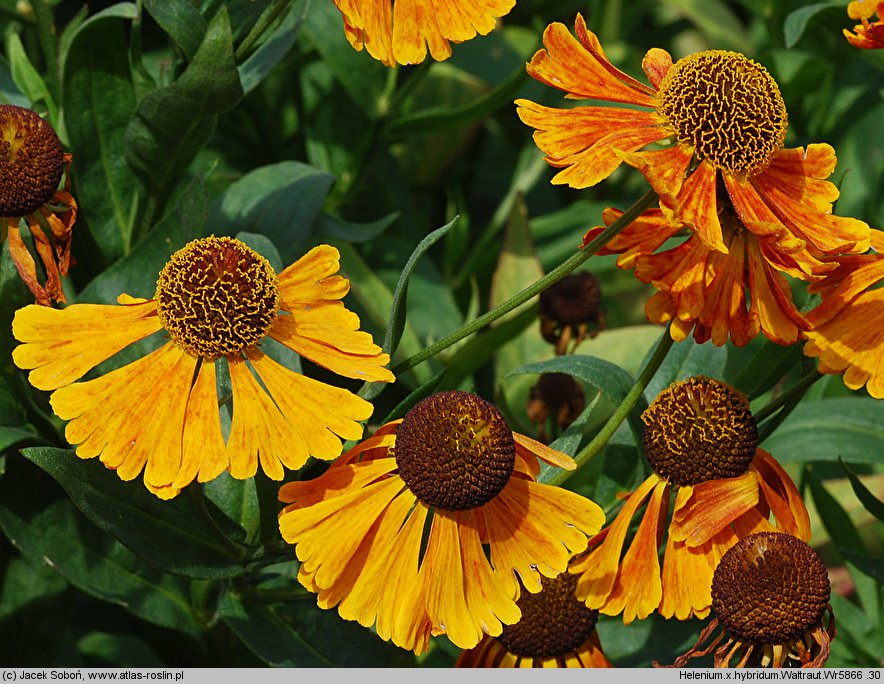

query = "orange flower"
[
  {"left": 516, "top": 14, "right": 869, "bottom": 259},
  {"left": 13, "top": 237, "right": 394, "bottom": 498},
  {"left": 1, "top": 105, "right": 77, "bottom": 306},
  {"left": 570, "top": 377, "right": 810, "bottom": 625},
  {"left": 455, "top": 570, "right": 612, "bottom": 668},
  {"left": 278, "top": 390, "right": 605, "bottom": 655},
  {"left": 844, "top": 1, "right": 884, "bottom": 49},
  {"left": 583, "top": 200, "right": 826, "bottom": 347},
  {"left": 803, "top": 230, "right": 884, "bottom": 397},
  {"left": 331, "top": 0, "right": 515, "bottom": 66}
]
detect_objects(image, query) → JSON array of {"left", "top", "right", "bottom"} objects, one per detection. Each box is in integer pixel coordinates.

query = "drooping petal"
[
  {"left": 480, "top": 478, "right": 605, "bottom": 594},
  {"left": 670, "top": 160, "right": 726, "bottom": 253},
  {"left": 753, "top": 145, "right": 870, "bottom": 255},
  {"left": 753, "top": 449, "right": 811, "bottom": 540},
  {"left": 621, "top": 143, "right": 693, "bottom": 207},
  {"left": 247, "top": 348, "right": 372, "bottom": 461},
  {"left": 669, "top": 470, "right": 760, "bottom": 546},
  {"left": 572, "top": 474, "right": 662, "bottom": 607},
  {"left": 600, "top": 480, "right": 668, "bottom": 623},
  {"left": 172, "top": 360, "right": 228, "bottom": 489},
  {"left": 12, "top": 299, "right": 161, "bottom": 390},
  {"left": 50, "top": 342, "right": 195, "bottom": 489},
  {"left": 332, "top": 0, "right": 394, "bottom": 66},
  {"left": 226, "top": 356, "right": 308, "bottom": 480},
  {"left": 513, "top": 431, "right": 575, "bottom": 470}
]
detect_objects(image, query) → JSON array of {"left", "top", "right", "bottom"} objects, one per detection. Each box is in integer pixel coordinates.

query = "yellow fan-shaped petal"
[{"left": 12, "top": 300, "right": 161, "bottom": 391}]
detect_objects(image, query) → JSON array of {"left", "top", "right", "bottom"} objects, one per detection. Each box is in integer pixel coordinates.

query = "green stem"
[
  {"left": 235, "top": 0, "right": 295, "bottom": 63},
  {"left": 544, "top": 323, "right": 675, "bottom": 486},
  {"left": 31, "top": 0, "right": 60, "bottom": 102},
  {"left": 392, "top": 189, "right": 659, "bottom": 375}
]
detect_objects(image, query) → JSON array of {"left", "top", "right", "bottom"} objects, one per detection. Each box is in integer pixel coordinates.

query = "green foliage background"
[{"left": 0, "top": 0, "right": 882, "bottom": 668}]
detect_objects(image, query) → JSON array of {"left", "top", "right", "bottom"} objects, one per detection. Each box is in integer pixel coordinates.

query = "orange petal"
[
  {"left": 269, "top": 304, "right": 394, "bottom": 382},
  {"left": 753, "top": 449, "right": 811, "bottom": 540},
  {"left": 672, "top": 161, "right": 726, "bottom": 253},
  {"left": 247, "top": 348, "right": 372, "bottom": 460},
  {"left": 172, "top": 360, "right": 228, "bottom": 489},
  {"left": 226, "top": 356, "right": 308, "bottom": 480},
  {"left": 621, "top": 143, "right": 693, "bottom": 206},
  {"left": 6, "top": 222, "right": 55, "bottom": 306},
  {"left": 642, "top": 47, "right": 672, "bottom": 89},
  {"left": 513, "top": 431, "right": 575, "bottom": 470},
  {"left": 670, "top": 470, "right": 760, "bottom": 546},
  {"left": 50, "top": 342, "right": 194, "bottom": 490},
  {"left": 571, "top": 474, "right": 662, "bottom": 607},
  {"left": 601, "top": 480, "right": 668, "bottom": 623},
  {"left": 12, "top": 299, "right": 161, "bottom": 390},
  {"left": 526, "top": 16, "right": 657, "bottom": 106},
  {"left": 804, "top": 287, "right": 884, "bottom": 398},
  {"left": 332, "top": 0, "right": 394, "bottom": 66}
]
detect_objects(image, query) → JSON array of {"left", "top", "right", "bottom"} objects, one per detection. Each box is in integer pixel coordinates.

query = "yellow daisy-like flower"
[
  {"left": 803, "top": 230, "right": 884, "bottom": 397},
  {"left": 277, "top": 390, "right": 605, "bottom": 655},
  {"left": 1, "top": 105, "right": 77, "bottom": 306},
  {"left": 582, "top": 200, "right": 826, "bottom": 347},
  {"left": 516, "top": 15, "right": 870, "bottom": 258},
  {"left": 661, "top": 532, "right": 835, "bottom": 668},
  {"left": 845, "top": 0, "right": 884, "bottom": 49},
  {"left": 570, "top": 377, "right": 811, "bottom": 625},
  {"left": 12, "top": 236, "right": 394, "bottom": 499},
  {"left": 455, "top": 570, "right": 613, "bottom": 668},
  {"left": 331, "top": 0, "right": 515, "bottom": 66}
]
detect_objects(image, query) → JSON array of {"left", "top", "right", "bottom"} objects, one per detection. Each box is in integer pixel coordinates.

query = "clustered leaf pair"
[{"left": 4, "top": 0, "right": 880, "bottom": 670}]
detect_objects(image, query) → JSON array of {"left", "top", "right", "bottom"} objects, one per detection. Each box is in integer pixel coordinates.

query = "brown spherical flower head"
[
  {"left": 155, "top": 236, "right": 280, "bottom": 361},
  {"left": 642, "top": 376, "right": 757, "bottom": 486},
  {"left": 712, "top": 532, "right": 831, "bottom": 644},
  {"left": 394, "top": 390, "right": 516, "bottom": 511},
  {"left": 498, "top": 572, "right": 599, "bottom": 658},
  {"left": 0, "top": 105, "right": 64, "bottom": 217},
  {"left": 539, "top": 271, "right": 603, "bottom": 330},
  {"left": 656, "top": 50, "right": 788, "bottom": 176}
]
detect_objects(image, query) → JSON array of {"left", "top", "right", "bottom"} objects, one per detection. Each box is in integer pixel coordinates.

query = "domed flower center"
[
  {"left": 0, "top": 105, "right": 64, "bottom": 218},
  {"left": 656, "top": 50, "right": 787, "bottom": 176},
  {"left": 498, "top": 572, "right": 599, "bottom": 658},
  {"left": 642, "top": 376, "right": 757, "bottom": 486},
  {"left": 394, "top": 391, "right": 515, "bottom": 511},
  {"left": 155, "top": 236, "right": 280, "bottom": 360},
  {"left": 712, "top": 532, "right": 830, "bottom": 644}
]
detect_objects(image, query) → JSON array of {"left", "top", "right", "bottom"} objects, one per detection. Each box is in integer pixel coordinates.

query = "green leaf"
[
  {"left": 784, "top": 2, "right": 842, "bottom": 49},
  {"left": 143, "top": 0, "right": 207, "bottom": 60},
  {"left": 0, "top": 553, "right": 68, "bottom": 621},
  {"left": 806, "top": 469, "right": 866, "bottom": 556},
  {"left": 125, "top": 7, "right": 243, "bottom": 199},
  {"left": 77, "top": 173, "right": 209, "bottom": 305},
  {"left": 314, "top": 211, "right": 398, "bottom": 243},
  {"left": 6, "top": 33, "right": 57, "bottom": 126},
  {"left": 62, "top": 3, "right": 140, "bottom": 264},
  {"left": 842, "top": 552, "right": 884, "bottom": 584},
  {"left": 301, "top": 0, "right": 389, "bottom": 120},
  {"left": 238, "top": 0, "right": 307, "bottom": 95},
  {"left": 207, "top": 161, "right": 334, "bottom": 263},
  {"left": 644, "top": 336, "right": 728, "bottom": 404},
  {"left": 218, "top": 590, "right": 389, "bottom": 667},
  {"left": 508, "top": 354, "right": 645, "bottom": 449},
  {"left": 0, "top": 458, "right": 206, "bottom": 635},
  {"left": 840, "top": 458, "right": 884, "bottom": 524},
  {"left": 385, "top": 59, "right": 528, "bottom": 137},
  {"left": 729, "top": 339, "right": 804, "bottom": 400},
  {"left": 761, "top": 398, "right": 884, "bottom": 464},
  {"left": 384, "top": 218, "right": 458, "bottom": 359},
  {"left": 657, "top": 0, "right": 752, "bottom": 53},
  {"left": 21, "top": 447, "right": 246, "bottom": 580}
]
